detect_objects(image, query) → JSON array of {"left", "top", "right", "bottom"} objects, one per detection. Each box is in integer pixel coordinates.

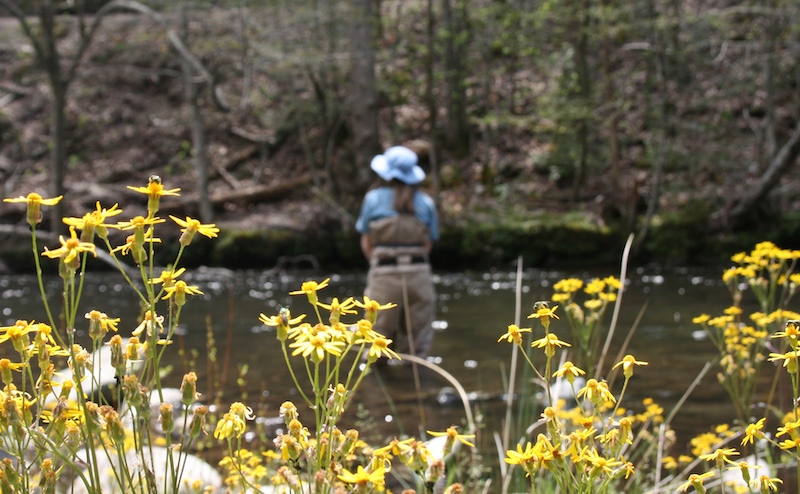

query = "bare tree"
[
  {"left": 0, "top": 0, "right": 229, "bottom": 229},
  {"left": 0, "top": 0, "right": 110, "bottom": 230},
  {"left": 178, "top": 0, "right": 212, "bottom": 222},
  {"left": 348, "top": 0, "right": 380, "bottom": 186},
  {"left": 440, "top": 0, "right": 470, "bottom": 156}
]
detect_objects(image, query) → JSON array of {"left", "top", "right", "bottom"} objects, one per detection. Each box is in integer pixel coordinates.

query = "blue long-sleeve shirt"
[{"left": 355, "top": 187, "right": 439, "bottom": 241}]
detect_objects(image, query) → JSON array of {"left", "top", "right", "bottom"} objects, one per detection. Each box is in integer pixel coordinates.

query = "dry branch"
[{"left": 209, "top": 174, "right": 312, "bottom": 205}]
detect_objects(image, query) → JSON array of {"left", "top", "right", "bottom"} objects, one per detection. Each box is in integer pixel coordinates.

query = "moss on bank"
[{"left": 2, "top": 208, "right": 798, "bottom": 274}]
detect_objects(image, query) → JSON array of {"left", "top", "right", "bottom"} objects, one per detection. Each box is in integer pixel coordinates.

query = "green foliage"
[
  {"left": 213, "top": 228, "right": 306, "bottom": 269},
  {"left": 640, "top": 199, "right": 713, "bottom": 263},
  {"left": 435, "top": 211, "right": 616, "bottom": 269}
]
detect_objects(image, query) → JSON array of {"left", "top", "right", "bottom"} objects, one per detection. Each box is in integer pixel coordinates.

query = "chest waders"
[
  {"left": 366, "top": 214, "right": 435, "bottom": 423},
  {"left": 367, "top": 213, "right": 433, "bottom": 355}
]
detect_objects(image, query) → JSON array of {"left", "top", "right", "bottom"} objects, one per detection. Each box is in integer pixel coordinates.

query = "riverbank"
[{"left": 2, "top": 199, "right": 798, "bottom": 275}]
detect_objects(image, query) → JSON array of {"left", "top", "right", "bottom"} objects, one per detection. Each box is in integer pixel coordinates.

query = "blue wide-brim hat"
[{"left": 370, "top": 146, "right": 425, "bottom": 185}]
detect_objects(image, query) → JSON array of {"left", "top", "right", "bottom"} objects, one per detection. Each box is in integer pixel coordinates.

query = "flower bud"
[
  {"left": 189, "top": 405, "right": 208, "bottom": 438},
  {"left": 159, "top": 403, "right": 174, "bottom": 435},
  {"left": 101, "top": 405, "right": 126, "bottom": 445},
  {"left": 180, "top": 372, "right": 198, "bottom": 406},
  {"left": 64, "top": 420, "right": 82, "bottom": 451},
  {"left": 280, "top": 401, "right": 298, "bottom": 426},
  {"left": 84, "top": 402, "right": 102, "bottom": 433}
]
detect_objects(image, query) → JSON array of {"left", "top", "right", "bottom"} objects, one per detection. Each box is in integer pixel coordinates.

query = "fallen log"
[{"left": 209, "top": 174, "right": 312, "bottom": 205}]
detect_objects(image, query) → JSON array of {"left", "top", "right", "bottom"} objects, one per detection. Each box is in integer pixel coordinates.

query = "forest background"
[{"left": 1, "top": 0, "right": 799, "bottom": 273}]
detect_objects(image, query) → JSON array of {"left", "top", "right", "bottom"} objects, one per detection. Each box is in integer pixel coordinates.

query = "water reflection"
[{"left": 0, "top": 266, "right": 739, "bottom": 453}]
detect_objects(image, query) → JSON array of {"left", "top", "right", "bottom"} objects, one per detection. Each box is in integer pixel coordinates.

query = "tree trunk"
[
  {"left": 49, "top": 81, "right": 68, "bottom": 232},
  {"left": 600, "top": 1, "right": 621, "bottom": 213},
  {"left": 179, "top": 3, "right": 213, "bottom": 222},
  {"left": 716, "top": 125, "right": 800, "bottom": 229},
  {"left": 570, "top": 0, "right": 591, "bottom": 202},
  {"left": 426, "top": 0, "right": 440, "bottom": 205},
  {"left": 635, "top": 6, "right": 670, "bottom": 253},
  {"left": 763, "top": 1, "right": 777, "bottom": 162},
  {"left": 40, "top": 1, "right": 67, "bottom": 232},
  {"left": 441, "top": 0, "right": 470, "bottom": 156},
  {"left": 348, "top": 0, "right": 381, "bottom": 188}
]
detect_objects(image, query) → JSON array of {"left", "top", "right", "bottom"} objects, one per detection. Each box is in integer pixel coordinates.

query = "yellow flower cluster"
[
  {"left": 0, "top": 180, "right": 234, "bottom": 493},
  {"left": 694, "top": 242, "right": 800, "bottom": 426},
  {"left": 547, "top": 276, "right": 621, "bottom": 371},
  {"left": 503, "top": 396, "right": 664, "bottom": 489},
  {"left": 497, "top": 291, "right": 660, "bottom": 493},
  {"left": 237, "top": 279, "right": 477, "bottom": 492},
  {"left": 260, "top": 283, "right": 401, "bottom": 367}
]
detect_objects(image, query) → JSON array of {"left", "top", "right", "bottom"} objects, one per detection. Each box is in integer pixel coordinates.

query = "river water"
[{"left": 0, "top": 265, "right": 744, "bottom": 457}]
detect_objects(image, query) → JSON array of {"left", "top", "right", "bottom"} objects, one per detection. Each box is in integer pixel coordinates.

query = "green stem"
[
  {"left": 102, "top": 238, "right": 148, "bottom": 305},
  {"left": 280, "top": 344, "right": 312, "bottom": 407},
  {"left": 544, "top": 356, "right": 553, "bottom": 406},
  {"left": 611, "top": 378, "right": 629, "bottom": 419},
  {"left": 517, "top": 343, "right": 546, "bottom": 383},
  {"left": 30, "top": 228, "right": 58, "bottom": 335}
]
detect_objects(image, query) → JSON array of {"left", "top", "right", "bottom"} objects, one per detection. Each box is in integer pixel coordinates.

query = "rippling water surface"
[{"left": 0, "top": 265, "right": 743, "bottom": 453}]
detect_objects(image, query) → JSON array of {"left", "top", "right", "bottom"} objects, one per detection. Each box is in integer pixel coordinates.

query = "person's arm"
[{"left": 360, "top": 233, "right": 373, "bottom": 260}]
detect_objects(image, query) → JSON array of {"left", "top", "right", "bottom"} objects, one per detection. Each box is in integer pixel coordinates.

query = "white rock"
[{"left": 68, "top": 445, "right": 222, "bottom": 494}]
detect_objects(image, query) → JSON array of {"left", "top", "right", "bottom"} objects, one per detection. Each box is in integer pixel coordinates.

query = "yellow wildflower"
[
  {"left": 0, "top": 320, "right": 36, "bottom": 354},
  {"left": 577, "top": 379, "right": 616, "bottom": 406},
  {"left": 127, "top": 175, "right": 180, "bottom": 215},
  {"left": 289, "top": 278, "right": 330, "bottom": 305},
  {"left": 527, "top": 302, "right": 559, "bottom": 329},
  {"left": 742, "top": 418, "right": 765, "bottom": 446},
  {"left": 504, "top": 441, "right": 539, "bottom": 477},
  {"left": 426, "top": 426, "right": 476, "bottom": 458},
  {"left": 162, "top": 280, "right": 204, "bottom": 307},
  {"left": 41, "top": 226, "right": 97, "bottom": 267},
  {"left": 773, "top": 320, "right": 800, "bottom": 346},
  {"left": 553, "top": 361, "right": 585, "bottom": 383},
  {"left": 768, "top": 350, "right": 800, "bottom": 374},
  {"left": 63, "top": 201, "right": 122, "bottom": 241},
  {"left": 289, "top": 334, "right": 345, "bottom": 363},
  {"left": 374, "top": 437, "right": 414, "bottom": 457},
  {"left": 756, "top": 475, "right": 783, "bottom": 492},
  {"left": 367, "top": 337, "right": 400, "bottom": 362},
  {"left": 776, "top": 419, "right": 800, "bottom": 438},
  {"left": 214, "top": 412, "right": 246, "bottom": 440},
  {"left": 584, "top": 299, "right": 603, "bottom": 310},
  {"left": 531, "top": 332, "right": 570, "bottom": 357},
  {"left": 131, "top": 311, "right": 164, "bottom": 337},
  {"left": 259, "top": 308, "right": 306, "bottom": 342},
  {"left": 337, "top": 465, "right": 385, "bottom": 490},
  {"left": 84, "top": 310, "right": 120, "bottom": 340},
  {"left": 678, "top": 471, "right": 715, "bottom": 493},
  {"left": 699, "top": 447, "right": 739, "bottom": 468},
  {"left": 778, "top": 436, "right": 800, "bottom": 451},
  {"left": 317, "top": 297, "right": 358, "bottom": 324},
  {"left": 354, "top": 295, "right": 396, "bottom": 324},
  {"left": 497, "top": 324, "right": 532, "bottom": 345},
  {"left": 3, "top": 192, "right": 62, "bottom": 226},
  {"left": 584, "top": 448, "right": 622, "bottom": 477},
  {"left": 149, "top": 267, "right": 186, "bottom": 288},
  {"left": 612, "top": 354, "right": 648, "bottom": 379},
  {"left": 0, "top": 359, "right": 23, "bottom": 386},
  {"left": 170, "top": 215, "right": 219, "bottom": 245},
  {"left": 553, "top": 278, "right": 583, "bottom": 293},
  {"left": 725, "top": 460, "right": 761, "bottom": 485}
]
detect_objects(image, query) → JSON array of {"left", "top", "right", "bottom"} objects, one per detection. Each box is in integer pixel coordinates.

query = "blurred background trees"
[{"left": 1, "top": 0, "right": 799, "bottom": 250}]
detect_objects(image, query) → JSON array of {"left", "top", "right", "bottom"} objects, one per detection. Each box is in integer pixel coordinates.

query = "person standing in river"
[{"left": 355, "top": 145, "right": 439, "bottom": 359}]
